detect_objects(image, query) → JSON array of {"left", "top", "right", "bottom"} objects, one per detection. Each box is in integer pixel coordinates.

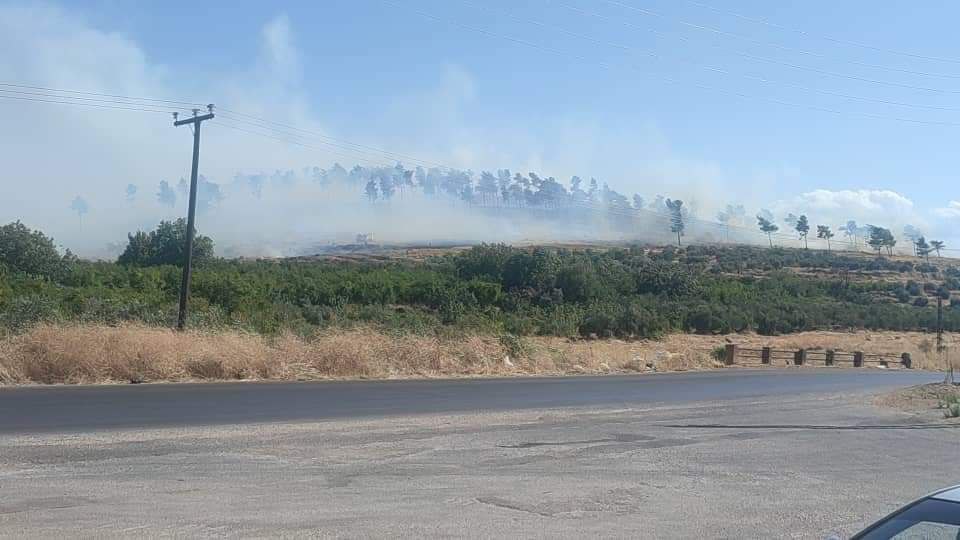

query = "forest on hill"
[{"left": 64, "top": 163, "right": 947, "bottom": 257}]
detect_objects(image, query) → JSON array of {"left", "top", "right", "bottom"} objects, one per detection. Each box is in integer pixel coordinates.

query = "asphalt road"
[
  {"left": 2, "top": 377, "right": 958, "bottom": 538},
  {"left": 0, "top": 368, "right": 940, "bottom": 434}
]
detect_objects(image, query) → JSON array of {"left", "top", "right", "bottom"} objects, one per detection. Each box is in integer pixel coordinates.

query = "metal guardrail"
[{"left": 724, "top": 344, "right": 911, "bottom": 369}]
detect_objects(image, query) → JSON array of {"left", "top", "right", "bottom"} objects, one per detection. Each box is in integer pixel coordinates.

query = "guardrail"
[{"left": 723, "top": 344, "right": 911, "bottom": 369}]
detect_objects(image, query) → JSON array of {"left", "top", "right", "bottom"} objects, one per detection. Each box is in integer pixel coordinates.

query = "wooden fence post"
[
  {"left": 825, "top": 350, "right": 835, "bottom": 367},
  {"left": 724, "top": 344, "right": 737, "bottom": 366},
  {"left": 854, "top": 351, "right": 864, "bottom": 368},
  {"left": 901, "top": 352, "right": 912, "bottom": 369},
  {"left": 761, "top": 347, "right": 771, "bottom": 365}
]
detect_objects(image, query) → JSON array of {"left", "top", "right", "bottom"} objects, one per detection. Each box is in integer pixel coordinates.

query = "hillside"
[
  {"left": 6, "top": 228, "right": 960, "bottom": 384},
  {"left": 3, "top": 237, "right": 959, "bottom": 338}
]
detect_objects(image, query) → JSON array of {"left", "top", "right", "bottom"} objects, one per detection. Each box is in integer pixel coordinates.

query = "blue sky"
[{"left": 3, "top": 0, "right": 960, "bottom": 252}]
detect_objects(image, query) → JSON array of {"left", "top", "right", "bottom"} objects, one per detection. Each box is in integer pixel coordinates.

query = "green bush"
[
  {"left": 117, "top": 219, "right": 215, "bottom": 267},
  {"left": 0, "top": 221, "right": 71, "bottom": 279},
  {"left": 940, "top": 395, "right": 960, "bottom": 419}
]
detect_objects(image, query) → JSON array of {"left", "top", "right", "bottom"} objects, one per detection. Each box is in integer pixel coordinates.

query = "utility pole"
[
  {"left": 938, "top": 296, "right": 954, "bottom": 384},
  {"left": 173, "top": 105, "right": 215, "bottom": 330}
]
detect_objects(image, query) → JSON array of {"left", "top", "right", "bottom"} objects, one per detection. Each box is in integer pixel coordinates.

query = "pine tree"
[
  {"left": 757, "top": 215, "right": 779, "bottom": 247},
  {"left": 915, "top": 236, "right": 931, "bottom": 261},
  {"left": 930, "top": 240, "right": 945, "bottom": 259},
  {"left": 816, "top": 225, "right": 834, "bottom": 251},
  {"left": 665, "top": 199, "right": 685, "bottom": 247},
  {"left": 795, "top": 215, "right": 810, "bottom": 249}
]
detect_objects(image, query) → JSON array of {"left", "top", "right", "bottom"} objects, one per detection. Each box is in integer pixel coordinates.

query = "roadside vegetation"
[
  {"left": 3, "top": 220, "right": 960, "bottom": 384},
  {"left": 2, "top": 221, "right": 960, "bottom": 340},
  {"left": 942, "top": 395, "right": 960, "bottom": 418}
]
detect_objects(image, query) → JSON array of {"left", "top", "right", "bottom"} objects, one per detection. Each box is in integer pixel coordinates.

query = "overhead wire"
[
  {"left": 0, "top": 82, "right": 207, "bottom": 107},
  {"left": 600, "top": 0, "right": 960, "bottom": 75},
  {"left": 461, "top": 0, "right": 960, "bottom": 112},
  {"left": 0, "top": 88, "right": 188, "bottom": 110},
  {"left": 0, "top": 82, "right": 448, "bottom": 169},
  {"left": 382, "top": 0, "right": 960, "bottom": 127},
  {"left": 547, "top": 1, "right": 960, "bottom": 95},
  {"left": 680, "top": 0, "right": 960, "bottom": 65},
  {"left": 215, "top": 110, "right": 443, "bottom": 169},
  {"left": 216, "top": 108, "right": 448, "bottom": 169},
  {"left": 208, "top": 119, "right": 398, "bottom": 168},
  {"left": 0, "top": 92, "right": 187, "bottom": 114}
]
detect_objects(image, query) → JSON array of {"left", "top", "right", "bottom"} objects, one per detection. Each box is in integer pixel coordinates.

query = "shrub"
[
  {"left": 555, "top": 262, "right": 600, "bottom": 303},
  {"left": 940, "top": 395, "right": 960, "bottom": 418},
  {"left": 0, "top": 294, "right": 62, "bottom": 331},
  {"left": 117, "top": 219, "right": 214, "bottom": 267},
  {"left": 0, "top": 221, "right": 69, "bottom": 279}
]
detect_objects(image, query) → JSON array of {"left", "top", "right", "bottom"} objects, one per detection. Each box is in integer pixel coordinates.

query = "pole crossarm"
[{"left": 174, "top": 112, "right": 214, "bottom": 126}]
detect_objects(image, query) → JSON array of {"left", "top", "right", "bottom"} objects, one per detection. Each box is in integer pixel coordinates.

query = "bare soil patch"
[{"left": 875, "top": 382, "right": 960, "bottom": 415}]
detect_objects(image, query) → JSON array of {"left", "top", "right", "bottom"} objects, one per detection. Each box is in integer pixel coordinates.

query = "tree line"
[{"left": 63, "top": 162, "right": 945, "bottom": 256}]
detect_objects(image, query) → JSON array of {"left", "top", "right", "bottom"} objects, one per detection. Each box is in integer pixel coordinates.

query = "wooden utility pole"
[
  {"left": 938, "top": 296, "right": 954, "bottom": 384},
  {"left": 173, "top": 105, "right": 215, "bottom": 330}
]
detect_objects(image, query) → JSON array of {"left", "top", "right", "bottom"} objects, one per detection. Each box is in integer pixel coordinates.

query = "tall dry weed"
[{"left": 1, "top": 324, "right": 949, "bottom": 385}]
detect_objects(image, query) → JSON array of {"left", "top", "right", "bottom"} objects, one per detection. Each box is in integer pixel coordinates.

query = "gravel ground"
[{"left": 1, "top": 390, "right": 959, "bottom": 538}]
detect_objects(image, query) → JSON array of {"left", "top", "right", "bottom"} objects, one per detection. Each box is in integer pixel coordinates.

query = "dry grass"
[
  {"left": 0, "top": 324, "right": 956, "bottom": 385},
  {"left": 0, "top": 324, "right": 724, "bottom": 385}
]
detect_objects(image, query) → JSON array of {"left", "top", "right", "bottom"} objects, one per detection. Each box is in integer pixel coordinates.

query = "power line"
[
  {"left": 681, "top": 0, "right": 960, "bottom": 65},
  {"left": 211, "top": 119, "right": 390, "bottom": 166},
  {"left": 383, "top": 0, "right": 960, "bottom": 127},
  {"left": 601, "top": 0, "right": 960, "bottom": 76},
  {"left": 0, "top": 82, "right": 207, "bottom": 107},
  {"left": 549, "top": 1, "right": 960, "bottom": 94},
  {"left": 0, "top": 88, "right": 187, "bottom": 110},
  {"left": 462, "top": 1, "right": 960, "bottom": 112},
  {"left": 209, "top": 119, "right": 398, "bottom": 168},
  {"left": 0, "top": 92, "right": 185, "bottom": 114},
  {"left": 216, "top": 110, "right": 443, "bottom": 169},
  {"left": 0, "top": 81, "right": 453, "bottom": 169},
  {"left": 216, "top": 108, "right": 448, "bottom": 169}
]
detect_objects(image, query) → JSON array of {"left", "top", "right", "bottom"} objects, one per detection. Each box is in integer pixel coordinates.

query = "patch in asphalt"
[
  {"left": 497, "top": 433, "right": 657, "bottom": 448},
  {"left": 0, "top": 496, "right": 97, "bottom": 514}
]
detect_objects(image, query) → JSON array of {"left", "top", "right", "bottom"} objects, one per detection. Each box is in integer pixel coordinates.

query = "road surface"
[
  {"left": 1, "top": 368, "right": 957, "bottom": 537},
  {"left": 0, "top": 368, "right": 940, "bottom": 434}
]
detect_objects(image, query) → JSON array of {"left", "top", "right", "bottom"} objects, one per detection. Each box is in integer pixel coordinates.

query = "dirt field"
[{"left": 875, "top": 382, "right": 960, "bottom": 417}]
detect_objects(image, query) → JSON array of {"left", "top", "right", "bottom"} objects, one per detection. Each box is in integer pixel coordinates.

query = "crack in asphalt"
[{"left": 475, "top": 497, "right": 554, "bottom": 517}]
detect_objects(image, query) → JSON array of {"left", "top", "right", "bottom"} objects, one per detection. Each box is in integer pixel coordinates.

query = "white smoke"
[{"left": 1, "top": 2, "right": 956, "bottom": 259}]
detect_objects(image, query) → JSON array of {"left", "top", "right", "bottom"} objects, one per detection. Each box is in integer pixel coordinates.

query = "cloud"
[
  {"left": 934, "top": 201, "right": 960, "bottom": 219},
  {"left": 773, "top": 189, "right": 919, "bottom": 228}
]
